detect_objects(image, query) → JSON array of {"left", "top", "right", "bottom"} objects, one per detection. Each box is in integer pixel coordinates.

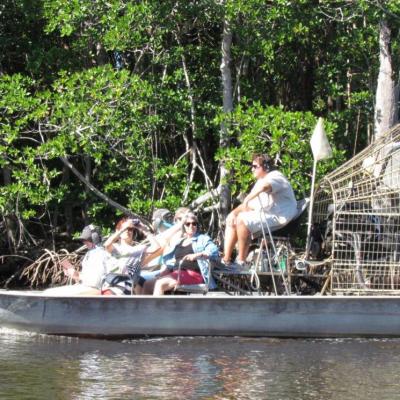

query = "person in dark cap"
[
  {"left": 45, "top": 224, "right": 110, "bottom": 295},
  {"left": 72, "top": 224, "right": 109, "bottom": 290}
]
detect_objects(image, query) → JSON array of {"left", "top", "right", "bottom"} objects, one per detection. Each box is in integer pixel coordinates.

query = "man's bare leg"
[
  {"left": 236, "top": 217, "right": 251, "bottom": 262},
  {"left": 223, "top": 224, "right": 238, "bottom": 263}
]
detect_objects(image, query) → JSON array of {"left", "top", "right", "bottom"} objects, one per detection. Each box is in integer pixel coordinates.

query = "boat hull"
[{"left": 0, "top": 290, "right": 399, "bottom": 338}]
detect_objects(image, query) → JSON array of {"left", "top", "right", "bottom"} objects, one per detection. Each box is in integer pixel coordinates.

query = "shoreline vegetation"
[{"left": 1, "top": 1, "right": 399, "bottom": 287}]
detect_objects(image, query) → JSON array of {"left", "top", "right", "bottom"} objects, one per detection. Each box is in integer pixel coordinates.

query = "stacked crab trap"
[{"left": 312, "top": 124, "right": 400, "bottom": 294}]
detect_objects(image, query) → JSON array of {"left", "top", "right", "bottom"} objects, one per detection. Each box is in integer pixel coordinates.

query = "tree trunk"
[
  {"left": 84, "top": 155, "right": 91, "bottom": 224},
  {"left": 395, "top": 82, "right": 399, "bottom": 125},
  {"left": 62, "top": 165, "right": 73, "bottom": 235},
  {"left": 374, "top": 19, "right": 397, "bottom": 140},
  {"left": 2, "top": 165, "right": 16, "bottom": 252},
  {"left": 219, "top": 16, "right": 233, "bottom": 225}
]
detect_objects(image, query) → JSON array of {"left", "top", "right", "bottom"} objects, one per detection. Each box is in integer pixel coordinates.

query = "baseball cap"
[{"left": 74, "top": 224, "right": 101, "bottom": 243}]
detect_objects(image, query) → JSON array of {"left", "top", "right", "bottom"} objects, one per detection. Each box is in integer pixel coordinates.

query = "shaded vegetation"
[{"left": 1, "top": 0, "right": 399, "bottom": 285}]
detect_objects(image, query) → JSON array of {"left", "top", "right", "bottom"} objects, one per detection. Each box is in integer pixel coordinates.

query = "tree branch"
[{"left": 60, "top": 156, "right": 150, "bottom": 225}]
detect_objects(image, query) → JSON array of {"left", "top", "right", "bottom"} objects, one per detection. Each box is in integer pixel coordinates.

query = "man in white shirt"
[
  {"left": 46, "top": 224, "right": 109, "bottom": 295},
  {"left": 222, "top": 154, "right": 297, "bottom": 266}
]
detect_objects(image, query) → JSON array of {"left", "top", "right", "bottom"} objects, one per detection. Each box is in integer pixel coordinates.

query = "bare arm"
[
  {"left": 103, "top": 229, "right": 124, "bottom": 253},
  {"left": 141, "top": 220, "right": 184, "bottom": 265},
  {"left": 104, "top": 219, "right": 140, "bottom": 253},
  {"left": 153, "top": 219, "right": 184, "bottom": 247},
  {"left": 243, "top": 180, "right": 272, "bottom": 208}
]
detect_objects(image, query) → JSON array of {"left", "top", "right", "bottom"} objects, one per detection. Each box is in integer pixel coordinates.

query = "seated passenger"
[
  {"left": 139, "top": 206, "right": 191, "bottom": 284},
  {"left": 222, "top": 154, "right": 297, "bottom": 266},
  {"left": 45, "top": 224, "right": 109, "bottom": 295},
  {"left": 143, "top": 212, "right": 219, "bottom": 295},
  {"left": 104, "top": 217, "right": 162, "bottom": 275},
  {"left": 151, "top": 208, "right": 174, "bottom": 233},
  {"left": 103, "top": 215, "right": 185, "bottom": 293}
]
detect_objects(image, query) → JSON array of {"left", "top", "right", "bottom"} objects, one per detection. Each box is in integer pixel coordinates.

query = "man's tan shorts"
[{"left": 239, "top": 210, "right": 283, "bottom": 234}]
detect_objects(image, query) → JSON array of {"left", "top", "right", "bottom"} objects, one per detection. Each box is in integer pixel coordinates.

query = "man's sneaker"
[
  {"left": 232, "top": 259, "right": 249, "bottom": 271},
  {"left": 217, "top": 259, "right": 230, "bottom": 269},
  {"left": 217, "top": 259, "right": 247, "bottom": 272}
]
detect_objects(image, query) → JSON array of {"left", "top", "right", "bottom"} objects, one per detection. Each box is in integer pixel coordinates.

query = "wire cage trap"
[{"left": 312, "top": 123, "right": 400, "bottom": 294}]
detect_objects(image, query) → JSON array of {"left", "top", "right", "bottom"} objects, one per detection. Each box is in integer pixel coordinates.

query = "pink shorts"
[{"left": 169, "top": 270, "right": 204, "bottom": 285}]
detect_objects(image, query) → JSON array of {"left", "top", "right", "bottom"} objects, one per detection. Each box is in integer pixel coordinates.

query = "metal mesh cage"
[{"left": 312, "top": 124, "right": 400, "bottom": 293}]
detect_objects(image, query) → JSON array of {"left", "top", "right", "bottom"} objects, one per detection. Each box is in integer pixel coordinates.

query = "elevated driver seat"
[{"left": 252, "top": 198, "right": 310, "bottom": 240}]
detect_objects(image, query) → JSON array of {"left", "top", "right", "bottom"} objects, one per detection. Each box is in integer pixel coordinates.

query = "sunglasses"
[
  {"left": 251, "top": 164, "right": 261, "bottom": 169},
  {"left": 184, "top": 222, "right": 198, "bottom": 227}
]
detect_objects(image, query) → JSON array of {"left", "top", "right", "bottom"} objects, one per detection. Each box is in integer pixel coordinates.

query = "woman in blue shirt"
[{"left": 146, "top": 212, "right": 219, "bottom": 295}]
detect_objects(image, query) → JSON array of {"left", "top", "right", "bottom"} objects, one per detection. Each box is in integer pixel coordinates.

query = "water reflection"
[{"left": 0, "top": 330, "right": 400, "bottom": 399}]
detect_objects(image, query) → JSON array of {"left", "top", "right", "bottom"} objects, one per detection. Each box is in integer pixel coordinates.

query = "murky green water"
[{"left": 0, "top": 329, "right": 399, "bottom": 399}]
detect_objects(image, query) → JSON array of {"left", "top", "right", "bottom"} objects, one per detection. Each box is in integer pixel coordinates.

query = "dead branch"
[
  {"left": 60, "top": 156, "right": 151, "bottom": 227},
  {"left": 189, "top": 186, "right": 221, "bottom": 210},
  {"left": 19, "top": 246, "right": 86, "bottom": 288}
]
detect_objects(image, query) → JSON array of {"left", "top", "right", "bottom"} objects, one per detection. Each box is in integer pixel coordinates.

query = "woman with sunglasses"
[{"left": 145, "top": 212, "right": 219, "bottom": 295}]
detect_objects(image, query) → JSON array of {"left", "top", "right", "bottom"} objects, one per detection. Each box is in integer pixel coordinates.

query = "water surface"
[{"left": 0, "top": 329, "right": 399, "bottom": 399}]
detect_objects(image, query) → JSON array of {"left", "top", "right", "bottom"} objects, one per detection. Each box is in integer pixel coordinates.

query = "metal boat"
[
  {"left": 1, "top": 289, "right": 400, "bottom": 338},
  {"left": 3, "top": 124, "right": 400, "bottom": 339}
]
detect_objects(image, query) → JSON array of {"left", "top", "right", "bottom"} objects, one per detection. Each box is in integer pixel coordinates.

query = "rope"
[
  {"left": 257, "top": 198, "right": 290, "bottom": 295},
  {"left": 249, "top": 266, "right": 260, "bottom": 291}
]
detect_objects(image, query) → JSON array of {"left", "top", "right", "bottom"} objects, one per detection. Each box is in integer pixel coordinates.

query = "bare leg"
[
  {"left": 133, "top": 284, "right": 143, "bottom": 295},
  {"left": 236, "top": 215, "right": 251, "bottom": 262},
  {"left": 153, "top": 276, "right": 177, "bottom": 295},
  {"left": 142, "top": 279, "right": 156, "bottom": 295},
  {"left": 223, "top": 224, "right": 238, "bottom": 263}
]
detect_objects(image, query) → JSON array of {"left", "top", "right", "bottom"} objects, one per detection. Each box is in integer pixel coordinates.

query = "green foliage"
[
  {"left": 216, "top": 103, "right": 345, "bottom": 199},
  {"left": 0, "top": 0, "right": 399, "bottom": 256},
  {"left": 0, "top": 67, "right": 158, "bottom": 227}
]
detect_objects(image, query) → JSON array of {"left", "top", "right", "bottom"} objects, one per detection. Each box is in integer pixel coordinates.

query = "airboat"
[{"left": 1, "top": 123, "right": 400, "bottom": 338}]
